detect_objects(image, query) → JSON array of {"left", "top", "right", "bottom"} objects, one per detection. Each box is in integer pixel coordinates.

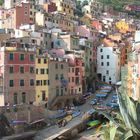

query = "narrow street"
[{"left": 35, "top": 89, "right": 116, "bottom": 140}]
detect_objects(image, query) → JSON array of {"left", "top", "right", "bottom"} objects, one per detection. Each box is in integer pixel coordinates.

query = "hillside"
[{"left": 0, "top": 0, "right": 3, "bottom": 5}]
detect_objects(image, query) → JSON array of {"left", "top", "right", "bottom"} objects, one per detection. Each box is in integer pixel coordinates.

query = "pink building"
[
  {"left": 75, "top": 25, "right": 97, "bottom": 41},
  {"left": 0, "top": 41, "right": 36, "bottom": 106},
  {"left": 68, "top": 56, "right": 85, "bottom": 95}
]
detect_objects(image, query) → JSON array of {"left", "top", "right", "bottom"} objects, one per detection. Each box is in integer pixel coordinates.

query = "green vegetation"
[
  {"left": 101, "top": 88, "right": 140, "bottom": 140},
  {"left": 0, "top": 0, "right": 3, "bottom": 6},
  {"left": 98, "top": 0, "right": 140, "bottom": 18}
]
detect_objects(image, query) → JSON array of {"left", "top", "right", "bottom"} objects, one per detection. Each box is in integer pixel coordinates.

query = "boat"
[
  {"left": 87, "top": 120, "right": 101, "bottom": 130},
  {"left": 72, "top": 111, "right": 81, "bottom": 118},
  {"left": 63, "top": 115, "right": 72, "bottom": 122},
  {"left": 96, "top": 93, "right": 108, "bottom": 98},
  {"left": 57, "top": 115, "right": 72, "bottom": 127}
]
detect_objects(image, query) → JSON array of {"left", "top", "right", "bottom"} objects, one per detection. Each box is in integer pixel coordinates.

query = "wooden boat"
[
  {"left": 63, "top": 115, "right": 72, "bottom": 122},
  {"left": 87, "top": 120, "right": 101, "bottom": 130}
]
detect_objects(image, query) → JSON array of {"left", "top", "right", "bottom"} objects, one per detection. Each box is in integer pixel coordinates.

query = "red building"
[
  {"left": 0, "top": 40, "right": 36, "bottom": 106},
  {"left": 15, "top": 2, "right": 35, "bottom": 29}
]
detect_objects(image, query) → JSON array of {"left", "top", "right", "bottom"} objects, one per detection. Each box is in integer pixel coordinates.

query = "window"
[
  {"left": 36, "top": 80, "right": 40, "bottom": 86},
  {"left": 46, "top": 69, "right": 49, "bottom": 74},
  {"left": 101, "top": 55, "right": 103, "bottom": 59},
  {"left": 72, "top": 77, "right": 74, "bottom": 82},
  {"left": 44, "top": 80, "right": 47, "bottom": 85},
  {"left": 42, "top": 91, "right": 46, "bottom": 101},
  {"left": 107, "top": 62, "right": 109, "bottom": 66},
  {"left": 61, "top": 88, "right": 63, "bottom": 96},
  {"left": 9, "top": 53, "right": 14, "bottom": 60},
  {"left": 72, "top": 68, "right": 74, "bottom": 73},
  {"left": 20, "top": 79, "right": 24, "bottom": 86},
  {"left": 20, "top": 66, "right": 24, "bottom": 73},
  {"left": 30, "top": 11, "right": 32, "bottom": 15},
  {"left": 36, "top": 69, "right": 38, "bottom": 74},
  {"left": 55, "top": 63, "right": 58, "bottom": 69},
  {"left": 38, "top": 58, "right": 41, "bottom": 63},
  {"left": 30, "top": 54, "right": 34, "bottom": 61},
  {"left": 14, "top": 93, "right": 18, "bottom": 104},
  {"left": 68, "top": 77, "right": 70, "bottom": 82},
  {"left": 9, "top": 80, "right": 14, "bottom": 87},
  {"left": 103, "top": 76, "right": 106, "bottom": 82},
  {"left": 56, "top": 87, "right": 59, "bottom": 96},
  {"left": 30, "top": 67, "right": 34, "bottom": 73},
  {"left": 60, "top": 74, "right": 64, "bottom": 80},
  {"left": 40, "top": 80, "right": 42, "bottom": 86},
  {"left": 24, "top": 12, "right": 28, "bottom": 15},
  {"left": 100, "top": 48, "right": 103, "bottom": 52},
  {"left": 22, "top": 92, "right": 26, "bottom": 103},
  {"left": 101, "top": 62, "right": 104, "bottom": 66},
  {"left": 65, "top": 88, "right": 67, "bottom": 92},
  {"left": 107, "top": 55, "right": 110, "bottom": 59},
  {"left": 109, "top": 77, "right": 111, "bottom": 80},
  {"left": 44, "top": 59, "right": 47, "bottom": 63},
  {"left": 106, "top": 70, "right": 109, "bottom": 74},
  {"left": 55, "top": 74, "right": 59, "bottom": 80},
  {"left": 9, "top": 66, "right": 14, "bottom": 73},
  {"left": 79, "top": 88, "right": 81, "bottom": 92},
  {"left": 61, "top": 64, "right": 63, "bottom": 69},
  {"left": 20, "top": 54, "right": 24, "bottom": 61},
  {"left": 40, "top": 69, "right": 45, "bottom": 74},
  {"left": 48, "top": 80, "right": 50, "bottom": 85},
  {"left": 30, "top": 79, "right": 34, "bottom": 86},
  {"left": 69, "top": 68, "right": 70, "bottom": 72},
  {"left": 113, "top": 48, "right": 116, "bottom": 51},
  {"left": 71, "top": 89, "right": 73, "bottom": 94},
  {"left": 24, "top": 6, "right": 27, "bottom": 9}
]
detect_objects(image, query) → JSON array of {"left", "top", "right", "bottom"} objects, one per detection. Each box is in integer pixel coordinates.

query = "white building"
[
  {"left": 82, "top": 5, "right": 91, "bottom": 15},
  {"left": 97, "top": 45, "right": 121, "bottom": 84}
]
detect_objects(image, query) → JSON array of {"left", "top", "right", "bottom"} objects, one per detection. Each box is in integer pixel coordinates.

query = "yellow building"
[
  {"left": 115, "top": 20, "right": 129, "bottom": 33},
  {"left": 45, "top": 12, "right": 74, "bottom": 32},
  {"left": 35, "top": 55, "right": 49, "bottom": 105},
  {"left": 52, "top": 0, "right": 74, "bottom": 18}
]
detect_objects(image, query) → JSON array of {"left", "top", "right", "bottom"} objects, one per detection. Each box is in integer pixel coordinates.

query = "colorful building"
[
  {"left": 68, "top": 56, "right": 84, "bottom": 95},
  {"left": 1, "top": 2, "right": 36, "bottom": 29},
  {"left": 52, "top": 0, "right": 75, "bottom": 18},
  {"left": 48, "top": 57, "right": 69, "bottom": 109},
  {"left": 0, "top": 41, "right": 36, "bottom": 106},
  {"left": 35, "top": 55, "right": 49, "bottom": 105}
]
